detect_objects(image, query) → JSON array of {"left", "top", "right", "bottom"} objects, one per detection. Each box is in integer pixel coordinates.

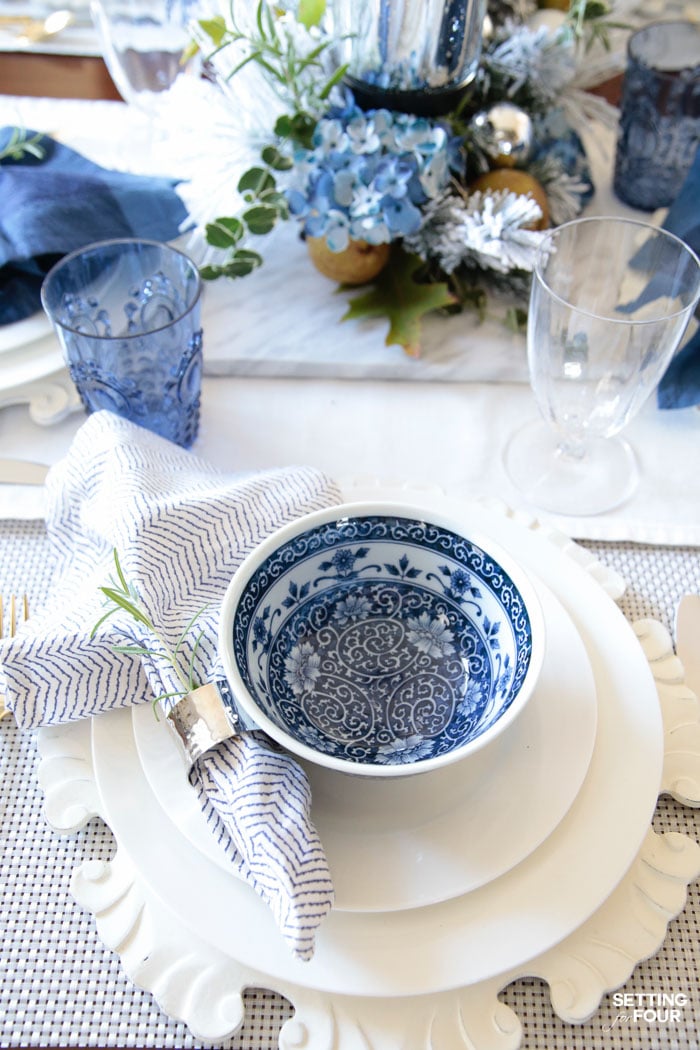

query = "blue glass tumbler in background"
[
  {"left": 613, "top": 20, "right": 700, "bottom": 211},
  {"left": 41, "top": 239, "right": 203, "bottom": 448}
]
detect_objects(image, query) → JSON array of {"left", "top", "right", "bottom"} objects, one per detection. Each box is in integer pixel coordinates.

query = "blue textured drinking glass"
[
  {"left": 41, "top": 239, "right": 202, "bottom": 448},
  {"left": 613, "top": 20, "right": 700, "bottom": 211}
]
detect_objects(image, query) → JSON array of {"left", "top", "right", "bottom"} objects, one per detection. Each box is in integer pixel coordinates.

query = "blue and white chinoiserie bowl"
[{"left": 218, "top": 504, "right": 545, "bottom": 778}]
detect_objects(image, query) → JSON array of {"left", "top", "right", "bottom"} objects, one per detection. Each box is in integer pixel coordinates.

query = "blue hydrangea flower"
[{"left": 287, "top": 97, "right": 461, "bottom": 252}]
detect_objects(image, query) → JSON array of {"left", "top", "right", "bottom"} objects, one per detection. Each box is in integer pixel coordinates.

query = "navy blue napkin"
[
  {"left": 657, "top": 145, "right": 700, "bottom": 410},
  {"left": 0, "top": 128, "right": 191, "bottom": 326}
]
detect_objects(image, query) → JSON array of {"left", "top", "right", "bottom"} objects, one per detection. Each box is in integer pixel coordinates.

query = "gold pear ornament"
[{"left": 306, "top": 237, "right": 391, "bottom": 285}]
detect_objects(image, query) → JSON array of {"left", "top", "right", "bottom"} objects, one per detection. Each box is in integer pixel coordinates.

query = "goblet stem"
[{"left": 556, "top": 437, "right": 587, "bottom": 462}]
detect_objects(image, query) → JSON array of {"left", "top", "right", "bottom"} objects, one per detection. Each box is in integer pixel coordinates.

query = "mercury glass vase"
[{"left": 331, "top": 0, "right": 487, "bottom": 116}]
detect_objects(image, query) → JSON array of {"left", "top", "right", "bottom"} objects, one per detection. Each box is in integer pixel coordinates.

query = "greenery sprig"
[
  {"left": 0, "top": 128, "right": 46, "bottom": 165},
  {"left": 200, "top": 144, "right": 292, "bottom": 280},
  {"left": 566, "top": 0, "right": 630, "bottom": 51},
  {"left": 92, "top": 549, "right": 208, "bottom": 711},
  {"left": 195, "top": 0, "right": 348, "bottom": 280}
]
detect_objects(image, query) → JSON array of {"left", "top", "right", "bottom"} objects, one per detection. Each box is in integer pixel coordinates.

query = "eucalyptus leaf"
[
  {"left": 287, "top": 112, "right": 316, "bottom": 149},
  {"left": 274, "top": 114, "right": 293, "bottom": 138},
  {"left": 243, "top": 204, "right": 280, "bottom": 234},
  {"left": 261, "top": 145, "right": 293, "bottom": 171},
  {"left": 258, "top": 189, "right": 289, "bottom": 217},
  {"left": 200, "top": 264, "right": 226, "bottom": 281},
  {"left": 237, "top": 167, "right": 276, "bottom": 196},
  {"left": 206, "top": 217, "right": 245, "bottom": 248},
  {"left": 234, "top": 248, "right": 264, "bottom": 265},
  {"left": 220, "top": 253, "right": 262, "bottom": 277}
]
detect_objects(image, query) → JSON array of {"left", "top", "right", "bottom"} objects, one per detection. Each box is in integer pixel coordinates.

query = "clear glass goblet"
[
  {"left": 90, "top": 0, "right": 202, "bottom": 120},
  {"left": 505, "top": 216, "right": 700, "bottom": 516}
]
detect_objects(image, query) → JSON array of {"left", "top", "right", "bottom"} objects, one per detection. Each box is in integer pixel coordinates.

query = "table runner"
[
  {"left": 0, "top": 88, "right": 648, "bottom": 385},
  {"left": 1, "top": 516, "right": 699, "bottom": 1049}
]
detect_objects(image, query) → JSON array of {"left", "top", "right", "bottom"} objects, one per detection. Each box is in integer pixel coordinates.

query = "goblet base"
[{"left": 504, "top": 419, "right": 639, "bottom": 516}]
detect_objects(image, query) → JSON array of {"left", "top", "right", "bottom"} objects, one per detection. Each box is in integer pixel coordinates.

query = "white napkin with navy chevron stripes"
[{"left": 0, "top": 411, "right": 341, "bottom": 961}]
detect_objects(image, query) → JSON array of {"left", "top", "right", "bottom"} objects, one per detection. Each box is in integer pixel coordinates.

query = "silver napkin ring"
[{"left": 167, "top": 679, "right": 255, "bottom": 767}]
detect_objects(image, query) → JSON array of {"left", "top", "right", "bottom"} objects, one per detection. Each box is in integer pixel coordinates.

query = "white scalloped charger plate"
[
  {"left": 89, "top": 491, "right": 663, "bottom": 998},
  {"left": 132, "top": 576, "right": 597, "bottom": 913},
  {"left": 0, "top": 311, "right": 52, "bottom": 355}
]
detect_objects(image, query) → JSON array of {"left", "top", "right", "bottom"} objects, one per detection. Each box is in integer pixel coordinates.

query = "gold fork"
[{"left": 0, "top": 595, "right": 28, "bottom": 720}]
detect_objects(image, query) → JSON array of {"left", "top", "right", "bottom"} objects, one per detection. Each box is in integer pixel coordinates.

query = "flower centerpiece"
[{"left": 194, "top": 0, "right": 623, "bottom": 355}]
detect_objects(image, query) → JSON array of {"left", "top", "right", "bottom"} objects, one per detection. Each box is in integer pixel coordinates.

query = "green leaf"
[
  {"left": 221, "top": 250, "right": 264, "bottom": 277},
  {"left": 197, "top": 16, "right": 227, "bottom": 46},
  {"left": 297, "top": 0, "right": 326, "bottom": 29},
  {"left": 224, "top": 48, "right": 266, "bottom": 81},
  {"left": 237, "top": 166, "right": 275, "bottom": 196},
  {"left": 504, "top": 306, "right": 528, "bottom": 334},
  {"left": 112, "top": 645, "right": 161, "bottom": 656},
  {"left": 285, "top": 112, "right": 317, "bottom": 149},
  {"left": 342, "top": 248, "right": 456, "bottom": 357},
  {"left": 274, "top": 114, "right": 293, "bottom": 138},
  {"left": 173, "top": 602, "right": 212, "bottom": 656},
  {"left": 243, "top": 204, "right": 279, "bottom": 234},
  {"left": 261, "top": 145, "right": 293, "bottom": 171},
  {"left": 205, "top": 216, "right": 245, "bottom": 248},
  {"left": 90, "top": 607, "right": 118, "bottom": 637},
  {"left": 181, "top": 39, "right": 200, "bottom": 62},
  {"left": 255, "top": 0, "right": 266, "bottom": 40},
  {"left": 319, "top": 63, "right": 348, "bottom": 100},
  {"left": 98, "top": 587, "right": 152, "bottom": 626},
  {"left": 202, "top": 251, "right": 264, "bottom": 280},
  {"left": 112, "top": 547, "right": 129, "bottom": 591},
  {"left": 188, "top": 626, "right": 207, "bottom": 689},
  {"left": 234, "top": 249, "right": 264, "bottom": 265},
  {"left": 258, "top": 188, "right": 289, "bottom": 217},
  {"left": 295, "top": 40, "right": 331, "bottom": 73},
  {"left": 273, "top": 111, "right": 317, "bottom": 149},
  {"left": 200, "top": 264, "right": 227, "bottom": 281}
]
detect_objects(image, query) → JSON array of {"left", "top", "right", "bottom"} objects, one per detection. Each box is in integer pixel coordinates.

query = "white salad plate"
[
  {"left": 132, "top": 576, "right": 597, "bottom": 913},
  {"left": 88, "top": 489, "right": 664, "bottom": 998},
  {"left": 0, "top": 313, "right": 65, "bottom": 395}
]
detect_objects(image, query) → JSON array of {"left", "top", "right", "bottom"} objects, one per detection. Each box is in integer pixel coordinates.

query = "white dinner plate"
[
  {"left": 90, "top": 491, "right": 663, "bottom": 997},
  {"left": 132, "top": 575, "right": 597, "bottom": 912}
]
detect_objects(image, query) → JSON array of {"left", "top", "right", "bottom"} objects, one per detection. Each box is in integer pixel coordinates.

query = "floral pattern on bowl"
[{"left": 227, "top": 512, "right": 538, "bottom": 770}]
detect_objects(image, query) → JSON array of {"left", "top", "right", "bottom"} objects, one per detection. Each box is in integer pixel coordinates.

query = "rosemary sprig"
[
  {"left": 92, "top": 549, "right": 209, "bottom": 712},
  {"left": 196, "top": 0, "right": 345, "bottom": 120},
  {"left": 0, "top": 128, "right": 46, "bottom": 165},
  {"left": 566, "top": 0, "right": 630, "bottom": 52}
]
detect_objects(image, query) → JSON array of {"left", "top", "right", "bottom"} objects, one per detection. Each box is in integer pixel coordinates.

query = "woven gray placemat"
[{"left": 1, "top": 522, "right": 698, "bottom": 1049}]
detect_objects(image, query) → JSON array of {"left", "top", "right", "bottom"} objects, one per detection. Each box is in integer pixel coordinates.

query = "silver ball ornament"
[{"left": 470, "top": 103, "right": 534, "bottom": 169}]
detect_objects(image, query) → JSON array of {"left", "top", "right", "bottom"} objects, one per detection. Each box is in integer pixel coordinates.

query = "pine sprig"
[{"left": 91, "top": 549, "right": 209, "bottom": 711}]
